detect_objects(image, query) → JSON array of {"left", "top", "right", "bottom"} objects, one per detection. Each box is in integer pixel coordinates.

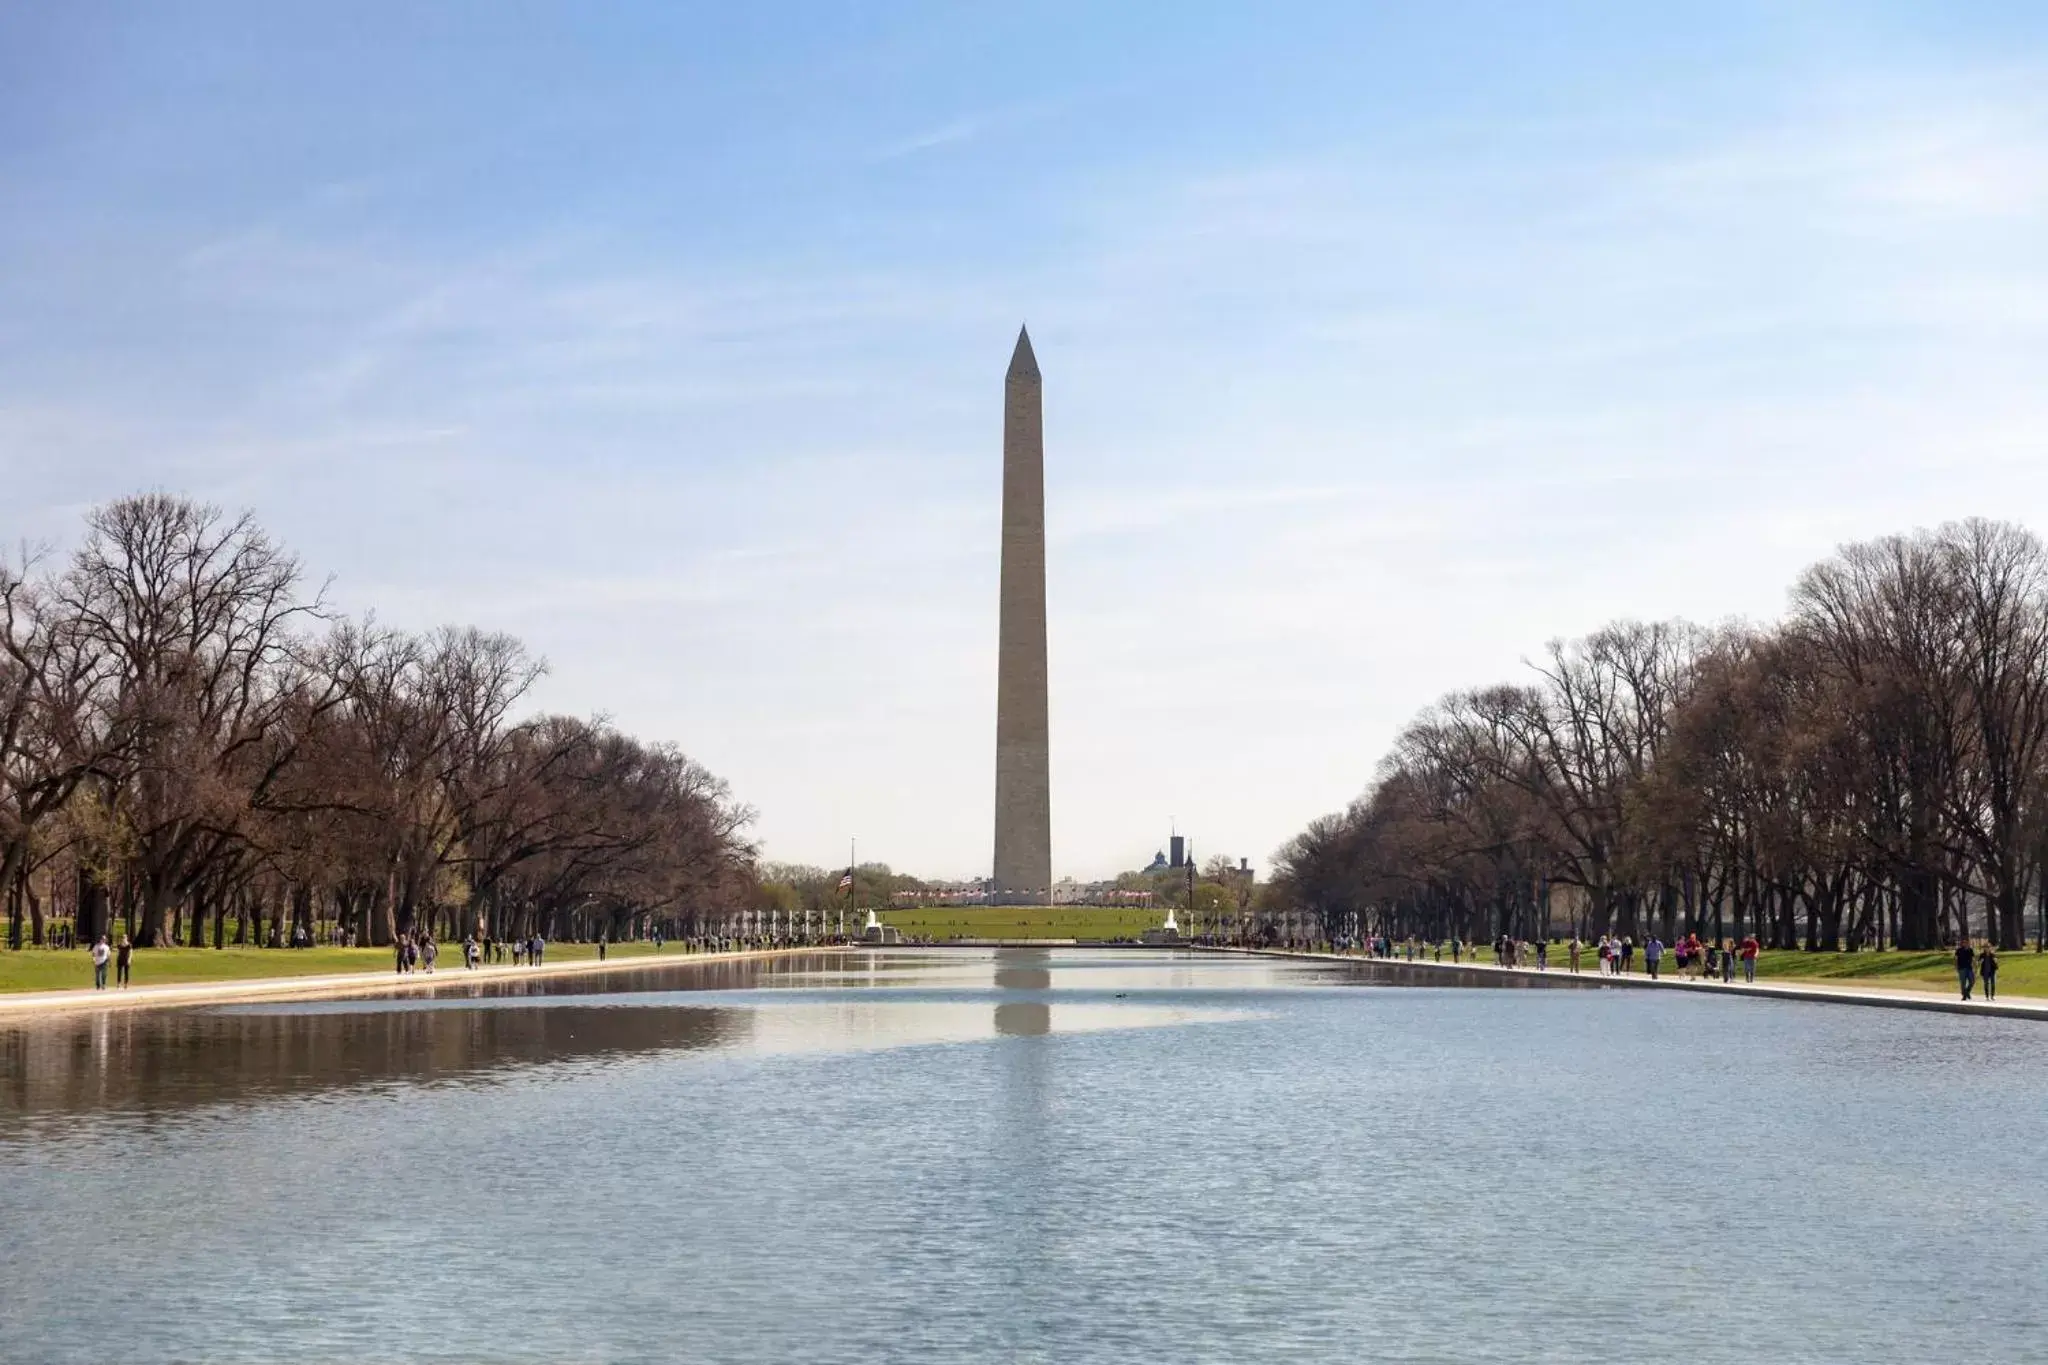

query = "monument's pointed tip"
[{"left": 1007, "top": 324, "right": 1039, "bottom": 379}]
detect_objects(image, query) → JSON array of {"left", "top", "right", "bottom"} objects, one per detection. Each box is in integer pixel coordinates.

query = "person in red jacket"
[{"left": 1738, "top": 934, "right": 1760, "bottom": 984}]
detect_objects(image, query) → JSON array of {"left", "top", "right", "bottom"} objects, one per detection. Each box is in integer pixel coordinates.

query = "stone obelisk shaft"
[{"left": 993, "top": 327, "right": 1051, "bottom": 905}]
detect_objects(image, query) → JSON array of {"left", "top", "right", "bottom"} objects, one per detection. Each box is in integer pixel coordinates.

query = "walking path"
[
  {"left": 1218, "top": 946, "right": 2048, "bottom": 1021},
  {"left": 0, "top": 945, "right": 846, "bottom": 1019}
]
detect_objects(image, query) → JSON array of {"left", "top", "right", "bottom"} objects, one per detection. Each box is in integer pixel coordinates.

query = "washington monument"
[{"left": 992, "top": 326, "right": 1051, "bottom": 905}]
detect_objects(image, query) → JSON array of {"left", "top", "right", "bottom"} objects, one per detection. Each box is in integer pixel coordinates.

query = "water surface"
[{"left": 3, "top": 948, "right": 2042, "bottom": 1363}]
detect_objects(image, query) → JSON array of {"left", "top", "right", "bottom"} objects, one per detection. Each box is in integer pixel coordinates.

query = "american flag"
[{"left": 839, "top": 870, "right": 854, "bottom": 890}]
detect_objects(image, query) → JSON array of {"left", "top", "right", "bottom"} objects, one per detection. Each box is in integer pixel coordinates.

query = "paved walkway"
[
  {"left": 1219, "top": 946, "right": 2048, "bottom": 1021},
  {"left": 0, "top": 945, "right": 844, "bottom": 1018}
]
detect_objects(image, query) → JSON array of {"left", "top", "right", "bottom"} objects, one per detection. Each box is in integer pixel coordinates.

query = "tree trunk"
[
  {"left": 74, "top": 867, "right": 107, "bottom": 946},
  {"left": 1896, "top": 863, "right": 1939, "bottom": 950},
  {"left": 28, "top": 880, "right": 45, "bottom": 947},
  {"left": 373, "top": 868, "right": 397, "bottom": 948},
  {"left": 3, "top": 844, "right": 25, "bottom": 949},
  {"left": 1996, "top": 880, "right": 2025, "bottom": 951},
  {"left": 139, "top": 880, "right": 173, "bottom": 948},
  {"left": 1813, "top": 880, "right": 1845, "bottom": 951}
]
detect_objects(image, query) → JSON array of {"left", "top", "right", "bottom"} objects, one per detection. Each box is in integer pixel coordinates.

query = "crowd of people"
[
  {"left": 1599, "top": 932, "right": 1763, "bottom": 983},
  {"left": 1355, "top": 931, "right": 1765, "bottom": 981},
  {"left": 393, "top": 931, "right": 554, "bottom": 974}
]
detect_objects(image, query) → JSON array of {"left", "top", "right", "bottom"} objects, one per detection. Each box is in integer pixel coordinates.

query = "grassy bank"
[
  {"left": 1739, "top": 946, "right": 2046, "bottom": 996},
  {"left": 0, "top": 940, "right": 671, "bottom": 995},
  {"left": 1385, "top": 943, "right": 2048, "bottom": 997},
  {"left": 876, "top": 905, "right": 1167, "bottom": 941}
]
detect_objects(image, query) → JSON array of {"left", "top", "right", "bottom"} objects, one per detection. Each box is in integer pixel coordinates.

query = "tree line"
[
  {"left": 756, "top": 862, "right": 932, "bottom": 916},
  {"left": 1271, "top": 518, "right": 2048, "bottom": 953},
  {"left": 1, "top": 493, "right": 756, "bottom": 950}
]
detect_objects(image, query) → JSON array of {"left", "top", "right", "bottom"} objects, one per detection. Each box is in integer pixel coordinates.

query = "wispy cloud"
[
  {"left": 874, "top": 117, "right": 983, "bottom": 160},
  {"left": 869, "top": 91, "right": 1086, "bottom": 162}
]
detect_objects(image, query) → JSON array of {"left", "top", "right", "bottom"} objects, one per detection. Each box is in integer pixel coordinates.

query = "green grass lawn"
[
  {"left": 1737, "top": 946, "right": 2047, "bottom": 996},
  {"left": 876, "top": 904, "right": 1169, "bottom": 941},
  {"left": 0, "top": 939, "right": 672, "bottom": 994},
  {"left": 1379, "top": 942, "right": 2048, "bottom": 998}
]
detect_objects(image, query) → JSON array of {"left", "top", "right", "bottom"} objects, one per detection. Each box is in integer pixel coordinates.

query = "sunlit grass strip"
[{"left": 0, "top": 940, "right": 669, "bottom": 994}]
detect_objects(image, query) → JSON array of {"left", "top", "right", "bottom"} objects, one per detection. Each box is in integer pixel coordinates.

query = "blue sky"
[{"left": 7, "top": 3, "right": 2048, "bottom": 879}]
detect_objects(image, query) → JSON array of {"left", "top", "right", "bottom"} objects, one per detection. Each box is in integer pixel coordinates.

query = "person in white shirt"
[{"left": 90, "top": 936, "right": 111, "bottom": 990}]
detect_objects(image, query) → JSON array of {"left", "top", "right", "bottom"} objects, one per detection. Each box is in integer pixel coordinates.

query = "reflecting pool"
[{"left": 3, "top": 948, "right": 2043, "bottom": 1362}]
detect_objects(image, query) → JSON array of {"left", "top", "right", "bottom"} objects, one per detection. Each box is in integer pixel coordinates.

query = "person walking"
[
  {"left": 1738, "top": 932, "right": 1759, "bottom": 983},
  {"left": 1644, "top": 936, "right": 1663, "bottom": 980},
  {"left": 1569, "top": 936, "right": 1582, "bottom": 973},
  {"left": 115, "top": 934, "right": 132, "bottom": 988},
  {"left": 1955, "top": 939, "right": 1976, "bottom": 1001},
  {"left": 394, "top": 933, "right": 407, "bottom": 976},
  {"left": 1720, "top": 939, "right": 1736, "bottom": 983},
  {"left": 1535, "top": 939, "right": 1547, "bottom": 971},
  {"left": 1979, "top": 941, "right": 1999, "bottom": 1001},
  {"left": 90, "top": 935, "right": 111, "bottom": 990}
]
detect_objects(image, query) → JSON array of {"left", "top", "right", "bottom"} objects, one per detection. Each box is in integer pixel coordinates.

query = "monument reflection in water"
[{"left": 992, "top": 947, "right": 1053, "bottom": 1037}]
